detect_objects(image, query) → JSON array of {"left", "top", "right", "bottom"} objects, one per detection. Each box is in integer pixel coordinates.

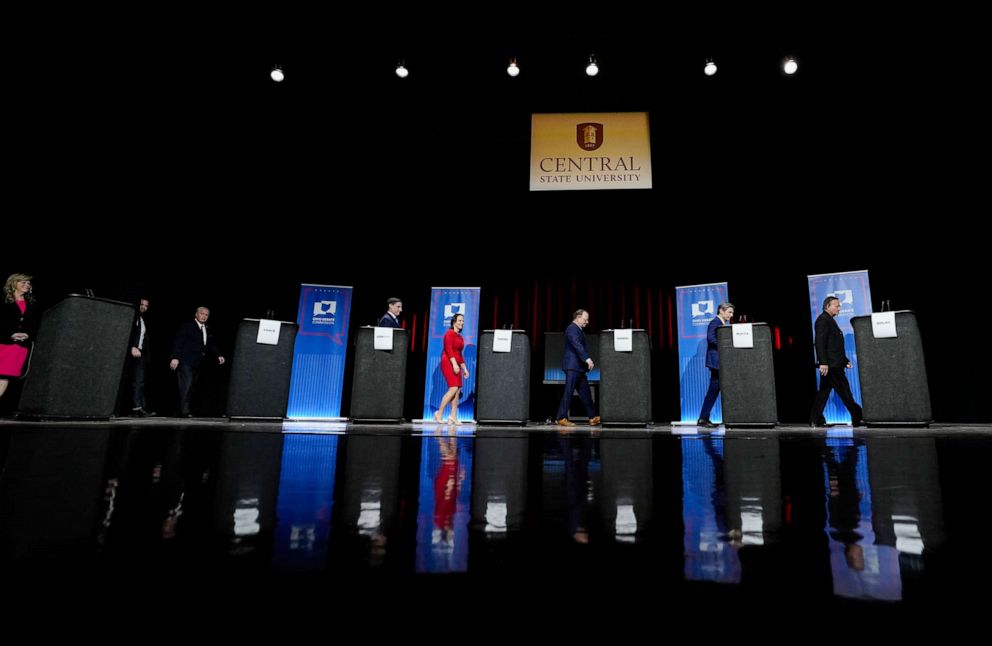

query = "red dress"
[
  {"left": 0, "top": 300, "right": 29, "bottom": 378},
  {"left": 440, "top": 329, "right": 465, "bottom": 387}
]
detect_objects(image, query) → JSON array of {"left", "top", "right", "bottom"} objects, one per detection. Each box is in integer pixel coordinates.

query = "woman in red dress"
[
  {"left": 434, "top": 313, "right": 469, "bottom": 424},
  {"left": 0, "top": 273, "right": 37, "bottom": 401}
]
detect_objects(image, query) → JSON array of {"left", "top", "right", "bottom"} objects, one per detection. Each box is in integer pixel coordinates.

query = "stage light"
[
  {"left": 585, "top": 55, "right": 599, "bottom": 77},
  {"left": 270, "top": 67, "right": 284, "bottom": 83},
  {"left": 704, "top": 59, "right": 717, "bottom": 76},
  {"left": 783, "top": 57, "right": 798, "bottom": 75},
  {"left": 507, "top": 59, "right": 520, "bottom": 77}
]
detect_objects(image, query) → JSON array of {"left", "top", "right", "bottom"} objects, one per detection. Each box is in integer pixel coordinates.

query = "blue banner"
[
  {"left": 287, "top": 284, "right": 353, "bottom": 420},
  {"left": 422, "top": 287, "right": 480, "bottom": 422},
  {"left": 675, "top": 282, "right": 728, "bottom": 424},
  {"left": 807, "top": 271, "right": 872, "bottom": 424}
]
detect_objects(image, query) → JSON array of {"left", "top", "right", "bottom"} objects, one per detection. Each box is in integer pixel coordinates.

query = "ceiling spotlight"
[
  {"left": 507, "top": 59, "right": 520, "bottom": 77},
  {"left": 395, "top": 63, "right": 409, "bottom": 79},
  {"left": 704, "top": 59, "right": 717, "bottom": 76},
  {"left": 270, "top": 67, "right": 284, "bottom": 83},
  {"left": 783, "top": 57, "right": 798, "bottom": 75},
  {"left": 585, "top": 56, "right": 599, "bottom": 77}
]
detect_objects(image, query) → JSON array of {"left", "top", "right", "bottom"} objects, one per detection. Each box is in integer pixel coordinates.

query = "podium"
[
  {"left": 598, "top": 329, "right": 651, "bottom": 425},
  {"left": 350, "top": 326, "right": 408, "bottom": 421},
  {"left": 716, "top": 323, "right": 778, "bottom": 428},
  {"left": 851, "top": 311, "right": 931, "bottom": 426},
  {"left": 18, "top": 295, "right": 133, "bottom": 419},
  {"left": 226, "top": 319, "right": 298, "bottom": 418},
  {"left": 476, "top": 330, "right": 530, "bottom": 424}
]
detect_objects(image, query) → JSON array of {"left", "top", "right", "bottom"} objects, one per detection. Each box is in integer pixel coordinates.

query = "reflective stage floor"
[{"left": 2, "top": 419, "right": 990, "bottom": 625}]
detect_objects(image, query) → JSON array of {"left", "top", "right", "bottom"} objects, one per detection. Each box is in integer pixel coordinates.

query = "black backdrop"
[{"left": 5, "top": 26, "right": 985, "bottom": 421}]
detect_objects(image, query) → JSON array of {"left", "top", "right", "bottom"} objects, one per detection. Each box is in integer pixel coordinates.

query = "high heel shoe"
[
  {"left": 448, "top": 417, "right": 462, "bottom": 425},
  {"left": 433, "top": 412, "right": 443, "bottom": 423}
]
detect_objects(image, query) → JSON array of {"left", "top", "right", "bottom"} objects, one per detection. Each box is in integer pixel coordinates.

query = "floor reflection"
[{"left": 0, "top": 423, "right": 984, "bottom": 614}]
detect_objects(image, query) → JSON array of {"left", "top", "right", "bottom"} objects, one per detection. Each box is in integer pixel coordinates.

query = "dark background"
[{"left": 4, "top": 23, "right": 985, "bottom": 421}]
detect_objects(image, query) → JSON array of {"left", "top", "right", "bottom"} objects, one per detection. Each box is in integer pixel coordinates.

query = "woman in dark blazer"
[{"left": 0, "top": 273, "right": 38, "bottom": 400}]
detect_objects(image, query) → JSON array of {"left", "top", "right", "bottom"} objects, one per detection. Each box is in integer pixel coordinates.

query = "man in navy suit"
[
  {"left": 809, "top": 296, "right": 864, "bottom": 427},
  {"left": 697, "top": 302, "right": 735, "bottom": 428},
  {"left": 378, "top": 297, "right": 403, "bottom": 328},
  {"left": 556, "top": 309, "right": 600, "bottom": 426},
  {"left": 169, "top": 306, "right": 225, "bottom": 417}
]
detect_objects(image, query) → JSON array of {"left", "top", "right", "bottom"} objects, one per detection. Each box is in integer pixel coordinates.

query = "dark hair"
[
  {"left": 822, "top": 296, "right": 840, "bottom": 311},
  {"left": 449, "top": 313, "right": 464, "bottom": 329},
  {"left": 387, "top": 297, "right": 402, "bottom": 306},
  {"left": 572, "top": 309, "right": 587, "bottom": 320}
]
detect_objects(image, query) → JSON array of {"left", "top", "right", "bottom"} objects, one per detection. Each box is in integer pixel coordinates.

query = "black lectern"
[
  {"left": 598, "top": 329, "right": 652, "bottom": 425},
  {"left": 227, "top": 319, "right": 298, "bottom": 418},
  {"left": 476, "top": 330, "right": 530, "bottom": 424},
  {"left": 717, "top": 323, "right": 777, "bottom": 428},
  {"left": 18, "top": 295, "right": 133, "bottom": 419},
  {"left": 851, "top": 311, "right": 931, "bottom": 426},
  {"left": 350, "top": 326, "right": 408, "bottom": 421}
]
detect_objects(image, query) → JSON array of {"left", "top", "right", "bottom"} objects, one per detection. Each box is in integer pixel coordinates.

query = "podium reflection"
[{"left": 336, "top": 434, "right": 402, "bottom": 569}]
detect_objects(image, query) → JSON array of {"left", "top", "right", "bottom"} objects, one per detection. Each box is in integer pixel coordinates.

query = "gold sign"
[{"left": 530, "top": 112, "right": 652, "bottom": 191}]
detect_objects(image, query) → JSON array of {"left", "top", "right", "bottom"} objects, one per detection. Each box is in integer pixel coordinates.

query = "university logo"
[{"left": 576, "top": 122, "right": 603, "bottom": 151}]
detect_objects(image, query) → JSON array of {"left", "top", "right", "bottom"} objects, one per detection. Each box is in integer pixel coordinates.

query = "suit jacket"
[
  {"left": 814, "top": 311, "right": 849, "bottom": 368},
  {"left": 170, "top": 319, "right": 219, "bottom": 369},
  {"left": 0, "top": 299, "right": 39, "bottom": 348},
  {"left": 562, "top": 322, "right": 591, "bottom": 372},
  {"left": 378, "top": 313, "right": 401, "bottom": 328},
  {"left": 705, "top": 317, "right": 726, "bottom": 370}
]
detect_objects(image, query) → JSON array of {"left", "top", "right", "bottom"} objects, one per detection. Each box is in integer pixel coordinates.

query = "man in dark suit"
[
  {"left": 809, "top": 296, "right": 864, "bottom": 427},
  {"left": 169, "top": 306, "right": 225, "bottom": 417},
  {"left": 556, "top": 309, "right": 601, "bottom": 426},
  {"left": 378, "top": 297, "right": 403, "bottom": 328},
  {"left": 697, "top": 301, "right": 735, "bottom": 428},
  {"left": 128, "top": 298, "right": 155, "bottom": 416}
]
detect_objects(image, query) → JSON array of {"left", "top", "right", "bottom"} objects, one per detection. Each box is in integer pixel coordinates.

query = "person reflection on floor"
[
  {"left": 559, "top": 431, "right": 594, "bottom": 544},
  {"left": 433, "top": 434, "right": 465, "bottom": 548},
  {"left": 823, "top": 440, "right": 865, "bottom": 571}
]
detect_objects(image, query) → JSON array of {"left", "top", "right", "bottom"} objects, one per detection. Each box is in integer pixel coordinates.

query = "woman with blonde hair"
[{"left": 0, "top": 273, "right": 38, "bottom": 400}]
